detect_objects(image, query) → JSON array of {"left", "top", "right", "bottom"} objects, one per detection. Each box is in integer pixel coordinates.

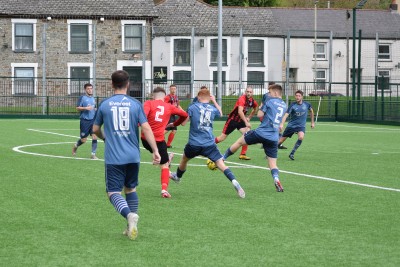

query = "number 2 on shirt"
[{"left": 111, "top": 106, "right": 130, "bottom": 131}]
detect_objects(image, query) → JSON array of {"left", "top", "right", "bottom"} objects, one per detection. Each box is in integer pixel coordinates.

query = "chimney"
[{"left": 390, "top": 0, "right": 398, "bottom": 13}]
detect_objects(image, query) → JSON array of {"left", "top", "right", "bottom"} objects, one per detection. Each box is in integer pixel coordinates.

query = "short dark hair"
[
  {"left": 111, "top": 70, "right": 129, "bottom": 89},
  {"left": 170, "top": 84, "right": 176, "bottom": 88},
  {"left": 84, "top": 83, "right": 93, "bottom": 89},
  {"left": 153, "top": 87, "right": 166, "bottom": 94},
  {"left": 295, "top": 90, "right": 304, "bottom": 96},
  {"left": 269, "top": 83, "right": 282, "bottom": 92}
]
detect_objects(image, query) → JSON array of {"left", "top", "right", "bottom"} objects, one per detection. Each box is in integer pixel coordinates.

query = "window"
[
  {"left": 315, "top": 69, "right": 326, "bottom": 90},
  {"left": 210, "top": 39, "right": 227, "bottom": 65},
  {"left": 121, "top": 20, "right": 146, "bottom": 52},
  {"left": 248, "top": 39, "right": 264, "bottom": 66},
  {"left": 378, "top": 70, "right": 390, "bottom": 91},
  {"left": 313, "top": 43, "right": 326, "bottom": 60},
  {"left": 174, "top": 39, "right": 191, "bottom": 66},
  {"left": 173, "top": 71, "right": 191, "bottom": 96},
  {"left": 11, "top": 63, "right": 38, "bottom": 95},
  {"left": 124, "top": 24, "right": 142, "bottom": 51},
  {"left": 68, "top": 63, "right": 92, "bottom": 95},
  {"left": 68, "top": 20, "right": 92, "bottom": 53},
  {"left": 12, "top": 19, "right": 37, "bottom": 52},
  {"left": 378, "top": 44, "right": 391, "bottom": 60},
  {"left": 247, "top": 71, "right": 264, "bottom": 89}
]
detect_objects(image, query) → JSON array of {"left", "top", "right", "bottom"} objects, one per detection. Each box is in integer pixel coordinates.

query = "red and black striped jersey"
[
  {"left": 227, "top": 95, "right": 258, "bottom": 122},
  {"left": 164, "top": 94, "right": 180, "bottom": 107}
]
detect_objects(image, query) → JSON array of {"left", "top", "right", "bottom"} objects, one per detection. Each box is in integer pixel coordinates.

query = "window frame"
[
  {"left": 210, "top": 38, "right": 227, "bottom": 66},
  {"left": 378, "top": 44, "right": 391, "bottom": 61},
  {"left": 121, "top": 20, "right": 146, "bottom": 53},
  {"left": 313, "top": 42, "right": 327, "bottom": 60},
  {"left": 11, "top": 63, "right": 38, "bottom": 95},
  {"left": 377, "top": 70, "right": 390, "bottom": 91},
  {"left": 67, "top": 63, "right": 93, "bottom": 95},
  {"left": 11, "top": 18, "right": 37, "bottom": 52},
  {"left": 173, "top": 38, "right": 191, "bottom": 66},
  {"left": 315, "top": 69, "right": 327, "bottom": 90},
  {"left": 67, "top": 20, "right": 92, "bottom": 53},
  {"left": 247, "top": 39, "right": 264, "bottom": 66}
]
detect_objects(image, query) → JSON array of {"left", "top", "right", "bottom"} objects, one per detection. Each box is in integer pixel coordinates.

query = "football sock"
[
  {"left": 177, "top": 167, "right": 186, "bottom": 178},
  {"left": 271, "top": 168, "right": 279, "bottom": 180},
  {"left": 92, "top": 139, "right": 97, "bottom": 154},
  {"left": 223, "top": 168, "right": 236, "bottom": 182},
  {"left": 109, "top": 193, "right": 131, "bottom": 218},
  {"left": 167, "top": 132, "right": 175, "bottom": 146},
  {"left": 161, "top": 167, "right": 170, "bottom": 191},
  {"left": 76, "top": 139, "right": 83, "bottom": 147},
  {"left": 215, "top": 137, "right": 220, "bottom": 144},
  {"left": 291, "top": 140, "right": 303, "bottom": 155},
  {"left": 125, "top": 191, "right": 139, "bottom": 214},
  {"left": 223, "top": 148, "right": 234, "bottom": 160},
  {"left": 240, "top": 145, "right": 248, "bottom": 155}
]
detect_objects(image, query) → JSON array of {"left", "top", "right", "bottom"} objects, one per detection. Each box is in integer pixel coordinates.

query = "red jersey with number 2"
[{"left": 142, "top": 99, "right": 188, "bottom": 141}]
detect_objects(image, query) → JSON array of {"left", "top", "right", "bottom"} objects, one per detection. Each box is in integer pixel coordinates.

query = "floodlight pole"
[
  {"left": 313, "top": 1, "right": 318, "bottom": 91},
  {"left": 217, "top": 0, "right": 222, "bottom": 107}
]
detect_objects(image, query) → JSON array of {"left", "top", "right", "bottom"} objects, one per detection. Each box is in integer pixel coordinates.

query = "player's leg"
[
  {"left": 73, "top": 119, "right": 89, "bottom": 156},
  {"left": 289, "top": 130, "right": 305, "bottom": 160},
  {"left": 215, "top": 119, "right": 234, "bottom": 143},
  {"left": 157, "top": 141, "right": 171, "bottom": 198},
  {"left": 90, "top": 131, "right": 98, "bottom": 159},
  {"left": 166, "top": 129, "right": 177, "bottom": 148},
  {"left": 170, "top": 144, "right": 197, "bottom": 183},
  {"left": 278, "top": 128, "right": 290, "bottom": 149},
  {"left": 208, "top": 146, "right": 245, "bottom": 198},
  {"left": 124, "top": 163, "right": 140, "bottom": 240},
  {"left": 238, "top": 126, "right": 251, "bottom": 160},
  {"left": 263, "top": 141, "right": 284, "bottom": 192}
]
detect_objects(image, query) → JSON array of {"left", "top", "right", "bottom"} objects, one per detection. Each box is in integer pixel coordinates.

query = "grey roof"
[
  {"left": 0, "top": 0, "right": 158, "bottom": 18},
  {"left": 271, "top": 8, "right": 400, "bottom": 39},
  {"left": 153, "top": 0, "right": 282, "bottom": 36}
]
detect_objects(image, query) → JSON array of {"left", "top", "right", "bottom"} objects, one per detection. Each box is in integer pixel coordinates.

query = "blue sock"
[
  {"left": 109, "top": 194, "right": 131, "bottom": 218},
  {"left": 291, "top": 140, "right": 303, "bottom": 155},
  {"left": 177, "top": 167, "right": 185, "bottom": 178},
  {"left": 223, "top": 148, "right": 234, "bottom": 160},
  {"left": 76, "top": 139, "right": 83, "bottom": 147},
  {"left": 125, "top": 191, "right": 139, "bottom": 214},
  {"left": 92, "top": 139, "right": 98, "bottom": 154},
  {"left": 271, "top": 168, "right": 279, "bottom": 180},
  {"left": 223, "top": 168, "right": 236, "bottom": 182}
]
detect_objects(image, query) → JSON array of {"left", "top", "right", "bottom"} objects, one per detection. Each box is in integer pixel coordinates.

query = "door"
[{"left": 123, "top": 66, "right": 142, "bottom": 101}]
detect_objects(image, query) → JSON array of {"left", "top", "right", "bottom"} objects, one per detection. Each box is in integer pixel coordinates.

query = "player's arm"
[
  {"left": 93, "top": 124, "right": 105, "bottom": 141},
  {"left": 141, "top": 122, "right": 161, "bottom": 164},
  {"left": 238, "top": 106, "right": 251, "bottom": 128},
  {"left": 257, "top": 109, "right": 265, "bottom": 118},
  {"left": 247, "top": 101, "right": 258, "bottom": 121},
  {"left": 172, "top": 108, "right": 189, "bottom": 127},
  {"left": 280, "top": 113, "right": 289, "bottom": 131},
  {"left": 309, "top": 107, "right": 315, "bottom": 128},
  {"left": 210, "top": 95, "right": 223, "bottom": 117}
]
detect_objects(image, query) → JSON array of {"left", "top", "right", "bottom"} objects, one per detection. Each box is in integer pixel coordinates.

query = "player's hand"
[
  {"left": 87, "top": 105, "right": 93, "bottom": 110},
  {"left": 245, "top": 122, "right": 251, "bottom": 129},
  {"left": 311, "top": 122, "right": 315, "bottom": 129},
  {"left": 166, "top": 122, "right": 174, "bottom": 128},
  {"left": 152, "top": 151, "right": 161, "bottom": 165},
  {"left": 210, "top": 95, "right": 215, "bottom": 101}
]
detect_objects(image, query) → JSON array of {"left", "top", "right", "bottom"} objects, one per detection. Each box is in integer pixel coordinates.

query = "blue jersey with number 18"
[
  {"left": 255, "top": 97, "right": 287, "bottom": 142},
  {"left": 187, "top": 102, "right": 220, "bottom": 147},
  {"left": 94, "top": 94, "right": 147, "bottom": 165}
]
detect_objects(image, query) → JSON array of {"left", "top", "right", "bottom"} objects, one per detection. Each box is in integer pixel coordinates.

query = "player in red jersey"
[
  {"left": 164, "top": 84, "right": 182, "bottom": 148},
  {"left": 141, "top": 87, "right": 188, "bottom": 198},
  {"left": 215, "top": 86, "right": 258, "bottom": 160}
]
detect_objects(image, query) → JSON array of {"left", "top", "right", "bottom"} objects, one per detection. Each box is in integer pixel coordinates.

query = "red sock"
[
  {"left": 240, "top": 145, "right": 248, "bottom": 155},
  {"left": 215, "top": 137, "right": 220, "bottom": 144},
  {"left": 167, "top": 132, "right": 175, "bottom": 146},
  {"left": 161, "top": 168, "right": 170, "bottom": 191}
]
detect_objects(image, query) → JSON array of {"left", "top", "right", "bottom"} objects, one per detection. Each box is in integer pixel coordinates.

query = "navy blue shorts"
[
  {"left": 80, "top": 119, "right": 94, "bottom": 138},
  {"left": 282, "top": 126, "right": 305, "bottom": 138},
  {"left": 105, "top": 163, "right": 139, "bottom": 192},
  {"left": 244, "top": 130, "right": 278, "bottom": 158},
  {"left": 141, "top": 138, "right": 169, "bottom": 165},
  {"left": 184, "top": 143, "right": 223, "bottom": 163}
]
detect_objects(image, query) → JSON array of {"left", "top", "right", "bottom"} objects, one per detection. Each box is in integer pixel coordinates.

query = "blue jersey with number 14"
[
  {"left": 94, "top": 94, "right": 147, "bottom": 165},
  {"left": 187, "top": 102, "right": 220, "bottom": 147},
  {"left": 255, "top": 97, "right": 287, "bottom": 142}
]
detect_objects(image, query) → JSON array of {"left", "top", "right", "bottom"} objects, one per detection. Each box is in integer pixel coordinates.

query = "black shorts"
[
  {"left": 222, "top": 118, "right": 246, "bottom": 135},
  {"left": 165, "top": 115, "right": 177, "bottom": 131},
  {"left": 141, "top": 138, "right": 169, "bottom": 165}
]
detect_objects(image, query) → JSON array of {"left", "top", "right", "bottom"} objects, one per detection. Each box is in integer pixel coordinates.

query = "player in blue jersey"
[
  {"left": 223, "top": 84, "right": 287, "bottom": 192},
  {"left": 170, "top": 86, "right": 245, "bottom": 198},
  {"left": 278, "top": 90, "right": 315, "bottom": 160},
  {"left": 93, "top": 70, "right": 160, "bottom": 240},
  {"left": 72, "top": 83, "right": 99, "bottom": 159}
]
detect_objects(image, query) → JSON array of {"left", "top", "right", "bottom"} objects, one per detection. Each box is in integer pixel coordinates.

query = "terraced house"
[{"left": 1, "top": 0, "right": 400, "bottom": 100}]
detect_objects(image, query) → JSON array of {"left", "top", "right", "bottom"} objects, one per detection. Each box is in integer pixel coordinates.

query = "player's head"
[
  {"left": 153, "top": 87, "right": 166, "bottom": 100},
  {"left": 169, "top": 84, "right": 177, "bottom": 95},
  {"left": 268, "top": 84, "right": 283, "bottom": 98},
  {"left": 111, "top": 70, "right": 130, "bottom": 92},
  {"left": 197, "top": 86, "right": 211, "bottom": 102},
  {"left": 245, "top": 86, "right": 253, "bottom": 99},
  {"left": 295, "top": 90, "right": 304, "bottom": 103},
  {"left": 84, "top": 83, "right": 93, "bottom": 96}
]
